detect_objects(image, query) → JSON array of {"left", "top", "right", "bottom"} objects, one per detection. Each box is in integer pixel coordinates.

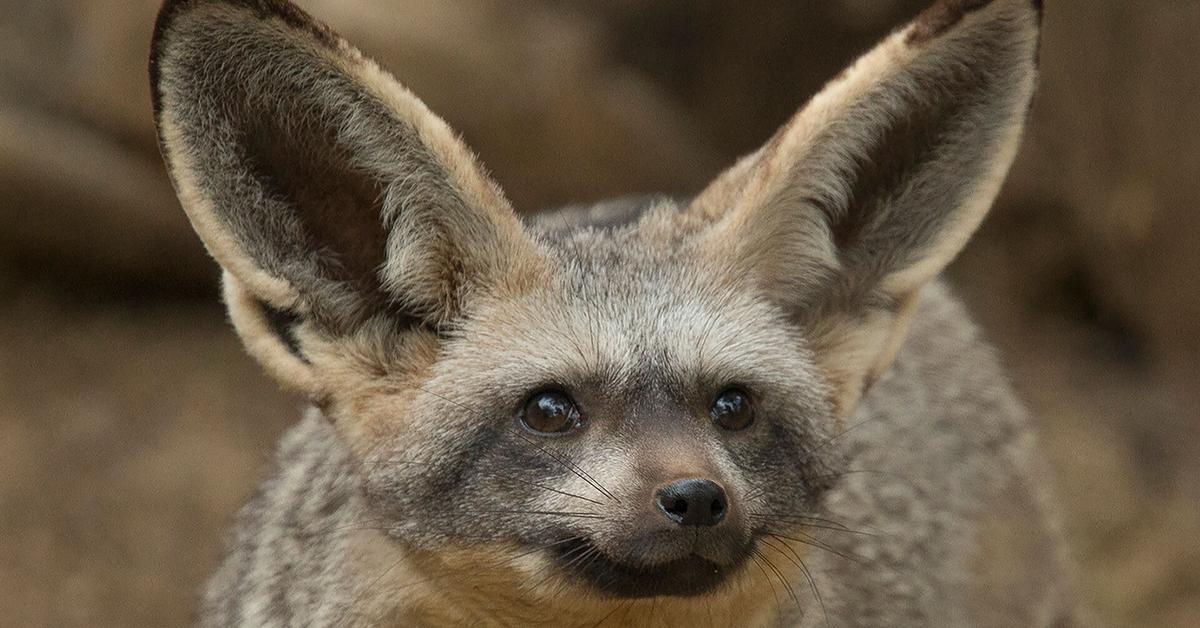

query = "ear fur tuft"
[
  {"left": 907, "top": 0, "right": 995, "bottom": 44},
  {"left": 151, "top": 0, "right": 543, "bottom": 393},
  {"left": 150, "top": 0, "right": 339, "bottom": 120},
  {"left": 223, "top": 271, "right": 318, "bottom": 393},
  {"left": 691, "top": 0, "right": 1042, "bottom": 416}
]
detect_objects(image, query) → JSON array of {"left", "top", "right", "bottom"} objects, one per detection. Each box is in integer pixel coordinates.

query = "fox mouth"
[{"left": 553, "top": 538, "right": 748, "bottom": 598}]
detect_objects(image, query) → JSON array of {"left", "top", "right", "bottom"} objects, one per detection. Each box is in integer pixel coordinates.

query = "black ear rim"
[
  {"left": 907, "top": 0, "right": 1044, "bottom": 45},
  {"left": 148, "top": 0, "right": 422, "bottom": 334},
  {"left": 257, "top": 297, "right": 307, "bottom": 362},
  {"left": 149, "top": 0, "right": 338, "bottom": 126}
]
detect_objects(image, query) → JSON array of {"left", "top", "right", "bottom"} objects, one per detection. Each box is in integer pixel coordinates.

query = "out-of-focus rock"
[
  {"left": 0, "top": 0, "right": 723, "bottom": 290},
  {"left": 0, "top": 0, "right": 211, "bottom": 289},
  {"left": 591, "top": 0, "right": 1200, "bottom": 365},
  {"left": 300, "top": 1, "right": 723, "bottom": 208},
  {"left": 1009, "top": 1, "right": 1200, "bottom": 362},
  {"left": 4, "top": 0, "right": 1198, "bottom": 362}
]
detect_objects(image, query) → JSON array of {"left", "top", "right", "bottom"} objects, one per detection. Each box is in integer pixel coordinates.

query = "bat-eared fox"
[{"left": 150, "top": 0, "right": 1087, "bottom": 625}]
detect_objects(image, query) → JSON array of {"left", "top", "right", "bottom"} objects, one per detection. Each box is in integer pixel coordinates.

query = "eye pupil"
[
  {"left": 521, "top": 391, "right": 583, "bottom": 435},
  {"left": 712, "top": 389, "right": 754, "bottom": 431}
]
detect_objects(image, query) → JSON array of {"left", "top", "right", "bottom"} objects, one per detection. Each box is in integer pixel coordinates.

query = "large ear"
[
  {"left": 150, "top": 0, "right": 543, "bottom": 394},
  {"left": 693, "top": 0, "right": 1042, "bottom": 416}
]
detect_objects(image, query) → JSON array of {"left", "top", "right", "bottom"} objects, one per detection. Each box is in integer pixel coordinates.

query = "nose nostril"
[{"left": 655, "top": 478, "right": 728, "bottom": 527}]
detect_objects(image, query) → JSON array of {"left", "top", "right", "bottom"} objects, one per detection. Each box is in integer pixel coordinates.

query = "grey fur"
[
  {"left": 152, "top": 0, "right": 518, "bottom": 332},
  {"left": 201, "top": 284, "right": 1080, "bottom": 627},
  {"left": 150, "top": 0, "right": 1085, "bottom": 626}
]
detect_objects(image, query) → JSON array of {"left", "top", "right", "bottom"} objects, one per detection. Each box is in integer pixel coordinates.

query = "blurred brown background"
[{"left": 2, "top": 1, "right": 1198, "bottom": 626}]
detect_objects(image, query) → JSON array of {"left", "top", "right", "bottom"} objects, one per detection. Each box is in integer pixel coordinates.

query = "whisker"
[
  {"left": 336, "top": 552, "right": 408, "bottom": 628},
  {"left": 527, "top": 543, "right": 595, "bottom": 592},
  {"left": 551, "top": 546, "right": 603, "bottom": 601},
  {"left": 499, "top": 535, "right": 583, "bottom": 565},
  {"left": 749, "top": 551, "right": 782, "bottom": 618},
  {"left": 522, "top": 541, "right": 587, "bottom": 587},
  {"left": 335, "top": 531, "right": 591, "bottom": 626},
  {"left": 749, "top": 550, "right": 785, "bottom": 628},
  {"left": 474, "top": 509, "right": 606, "bottom": 520},
  {"left": 768, "top": 530, "right": 866, "bottom": 568},
  {"left": 503, "top": 426, "right": 620, "bottom": 504},
  {"left": 588, "top": 599, "right": 627, "bottom": 628},
  {"left": 348, "top": 453, "right": 608, "bottom": 508},
  {"left": 764, "top": 535, "right": 828, "bottom": 627},
  {"left": 414, "top": 385, "right": 620, "bottom": 503},
  {"left": 756, "top": 545, "right": 803, "bottom": 615},
  {"left": 487, "top": 473, "right": 608, "bottom": 507},
  {"left": 750, "top": 512, "right": 876, "bottom": 536},
  {"left": 743, "top": 486, "right": 771, "bottom": 503},
  {"left": 804, "top": 415, "right": 884, "bottom": 457}
]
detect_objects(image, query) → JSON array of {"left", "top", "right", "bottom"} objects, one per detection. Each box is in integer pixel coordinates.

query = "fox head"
[{"left": 151, "top": 0, "right": 1040, "bottom": 612}]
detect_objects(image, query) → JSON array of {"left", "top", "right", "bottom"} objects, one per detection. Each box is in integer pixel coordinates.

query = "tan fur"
[
  {"left": 880, "top": 14, "right": 1036, "bottom": 296},
  {"left": 349, "top": 541, "right": 799, "bottom": 627},
  {"left": 689, "top": 0, "right": 1040, "bottom": 418},
  {"left": 151, "top": 2, "right": 1082, "bottom": 626},
  {"left": 687, "top": 149, "right": 764, "bottom": 222},
  {"left": 156, "top": 1, "right": 550, "bottom": 329},
  {"left": 223, "top": 272, "right": 317, "bottom": 393},
  {"left": 158, "top": 111, "right": 302, "bottom": 311},
  {"left": 340, "top": 33, "right": 553, "bottom": 325}
]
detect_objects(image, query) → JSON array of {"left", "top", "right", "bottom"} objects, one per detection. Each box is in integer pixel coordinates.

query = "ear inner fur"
[
  {"left": 151, "top": 0, "right": 548, "bottom": 384},
  {"left": 908, "top": 0, "right": 1044, "bottom": 45},
  {"left": 154, "top": 2, "right": 1082, "bottom": 624},
  {"left": 690, "top": 0, "right": 1041, "bottom": 417},
  {"left": 223, "top": 272, "right": 318, "bottom": 394},
  {"left": 156, "top": 3, "right": 460, "bottom": 328}
]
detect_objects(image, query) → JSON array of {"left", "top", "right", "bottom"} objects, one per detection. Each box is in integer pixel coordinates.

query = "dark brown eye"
[
  {"left": 520, "top": 390, "right": 584, "bottom": 435},
  {"left": 711, "top": 388, "right": 754, "bottom": 431}
]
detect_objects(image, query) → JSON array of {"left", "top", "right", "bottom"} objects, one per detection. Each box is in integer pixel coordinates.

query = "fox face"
[
  {"left": 348, "top": 207, "right": 842, "bottom": 597},
  {"left": 151, "top": 0, "right": 1041, "bottom": 612}
]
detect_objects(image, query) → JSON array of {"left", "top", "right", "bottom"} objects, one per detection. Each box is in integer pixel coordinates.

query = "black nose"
[{"left": 655, "top": 478, "right": 727, "bottom": 527}]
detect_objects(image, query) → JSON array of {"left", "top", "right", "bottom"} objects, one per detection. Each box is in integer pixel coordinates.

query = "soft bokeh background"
[{"left": 2, "top": 1, "right": 1198, "bottom": 625}]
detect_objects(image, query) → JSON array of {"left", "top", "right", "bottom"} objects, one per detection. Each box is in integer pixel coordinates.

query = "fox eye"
[
  {"left": 520, "top": 390, "right": 584, "bottom": 435},
  {"left": 711, "top": 388, "right": 754, "bottom": 431}
]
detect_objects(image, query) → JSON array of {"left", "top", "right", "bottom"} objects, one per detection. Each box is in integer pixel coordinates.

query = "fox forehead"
[{"left": 438, "top": 199, "right": 827, "bottom": 401}]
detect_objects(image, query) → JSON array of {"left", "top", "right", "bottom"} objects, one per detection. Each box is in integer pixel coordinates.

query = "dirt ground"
[{"left": 0, "top": 279, "right": 293, "bottom": 626}]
